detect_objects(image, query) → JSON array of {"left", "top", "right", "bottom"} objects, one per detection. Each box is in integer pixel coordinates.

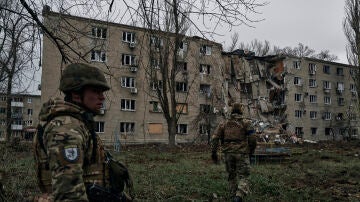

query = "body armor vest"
[{"left": 33, "top": 115, "right": 110, "bottom": 193}]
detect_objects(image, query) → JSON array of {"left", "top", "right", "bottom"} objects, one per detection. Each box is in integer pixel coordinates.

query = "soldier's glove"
[{"left": 211, "top": 151, "right": 218, "bottom": 164}]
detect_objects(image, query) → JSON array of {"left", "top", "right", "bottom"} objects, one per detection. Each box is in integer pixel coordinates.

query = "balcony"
[
  {"left": 11, "top": 102, "right": 23, "bottom": 107},
  {"left": 11, "top": 124, "right": 23, "bottom": 130},
  {"left": 11, "top": 113, "right": 23, "bottom": 119}
]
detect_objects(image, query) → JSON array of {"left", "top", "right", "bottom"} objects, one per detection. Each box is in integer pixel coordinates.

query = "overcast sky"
[{"left": 216, "top": 0, "right": 348, "bottom": 64}]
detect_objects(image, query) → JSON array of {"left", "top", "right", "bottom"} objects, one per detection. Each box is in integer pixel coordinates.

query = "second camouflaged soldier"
[
  {"left": 33, "top": 63, "right": 133, "bottom": 201},
  {"left": 211, "top": 103, "right": 257, "bottom": 202}
]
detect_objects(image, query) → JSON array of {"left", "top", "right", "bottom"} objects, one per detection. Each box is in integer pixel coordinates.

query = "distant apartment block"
[{"left": 0, "top": 94, "right": 41, "bottom": 140}]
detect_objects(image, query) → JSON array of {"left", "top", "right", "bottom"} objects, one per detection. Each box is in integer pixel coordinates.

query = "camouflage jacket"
[
  {"left": 211, "top": 115, "right": 254, "bottom": 154},
  {"left": 33, "top": 98, "right": 107, "bottom": 202}
]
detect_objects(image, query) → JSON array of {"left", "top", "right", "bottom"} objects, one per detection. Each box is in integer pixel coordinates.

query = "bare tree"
[
  {"left": 238, "top": 39, "right": 270, "bottom": 56},
  {"left": 134, "top": 0, "right": 266, "bottom": 146},
  {"left": 344, "top": 0, "right": 360, "bottom": 104},
  {"left": 228, "top": 32, "right": 239, "bottom": 51},
  {"left": 314, "top": 50, "right": 338, "bottom": 62},
  {"left": 0, "top": 0, "right": 40, "bottom": 141}
]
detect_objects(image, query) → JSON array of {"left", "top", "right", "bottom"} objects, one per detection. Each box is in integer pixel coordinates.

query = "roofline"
[{"left": 43, "top": 10, "right": 223, "bottom": 47}]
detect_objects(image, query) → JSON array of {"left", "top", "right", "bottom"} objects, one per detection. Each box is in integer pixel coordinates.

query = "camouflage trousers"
[{"left": 224, "top": 153, "right": 250, "bottom": 198}]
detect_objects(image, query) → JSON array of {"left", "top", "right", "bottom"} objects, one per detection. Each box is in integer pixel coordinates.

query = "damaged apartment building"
[
  {"left": 223, "top": 50, "right": 359, "bottom": 141},
  {"left": 40, "top": 7, "right": 359, "bottom": 145}
]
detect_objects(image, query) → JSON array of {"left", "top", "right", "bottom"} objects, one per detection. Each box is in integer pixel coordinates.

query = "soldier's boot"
[{"left": 233, "top": 196, "right": 242, "bottom": 202}]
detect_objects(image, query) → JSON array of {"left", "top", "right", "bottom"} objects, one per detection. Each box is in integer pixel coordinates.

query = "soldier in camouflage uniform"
[
  {"left": 211, "top": 103, "right": 256, "bottom": 202},
  {"left": 33, "top": 63, "right": 132, "bottom": 201}
]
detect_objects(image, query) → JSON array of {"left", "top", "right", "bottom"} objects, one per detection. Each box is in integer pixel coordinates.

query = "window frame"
[
  {"left": 295, "top": 110, "right": 302, "bottom": 118},
  {"left": 91, "top": 50, "right": 107, "bottom": 62},
  {"left": 295, "top": 93, "right": 302, "bottom": 102},
  {"left": 176, "top": 124, "right": 188, "bottom": 135},
  {"left": 324, "top": 96, "right": 331, "bottom": 105},
  {"left": 91, "top": 27, "right": 107, "bottom": 39},
  {"left": 95, "top": 121, "right": 105, "bottom": 133},
  {"left": 120, "top": 122, "right": 135, "bottom": 134},
  {"left": 310, "top": 111, "right": 317, "bottom": 119},
  {"left": 120, "top": 99, "right": 136, "bottom": 111},
  {"left": 122, "top": 54, "right": 136, "bottom": 66},
  {"left": 122, "top": 31, "right": 135, "bottom": 43},
  {"left": 121, "top": 77, "right": 136, "bottom": 88},
  {"left": 176, "top": 82, "right": 188, "bottom": 92},
  {"left": 309, "top": 95, "right": 317, "bottom": 103}
]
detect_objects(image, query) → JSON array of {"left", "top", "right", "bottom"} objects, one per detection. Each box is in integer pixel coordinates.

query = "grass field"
[{"left": 1, "top": 141, "right": 359, "bottom": 201}]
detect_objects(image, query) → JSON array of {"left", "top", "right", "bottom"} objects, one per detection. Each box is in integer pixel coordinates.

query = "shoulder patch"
[{"left": 63, "top": 146, "right": 80, "bottom": 162}]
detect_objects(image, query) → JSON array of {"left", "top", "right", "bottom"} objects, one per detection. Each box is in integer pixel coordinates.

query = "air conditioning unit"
[
  {"left": 130, "top": 88, "right": 138, "bottom": 94},
  {"left": 129, "top": 42, "right": 136, "bottom": 48},
  {"left": 130, "top": 66, "right": 138, "bottom": 72}
]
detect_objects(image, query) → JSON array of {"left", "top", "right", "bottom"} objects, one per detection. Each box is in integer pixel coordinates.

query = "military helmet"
[
  {"left": 231, "top": 102, "right": 243, "bottom": 114},
  {"left": 59, "top": 63, "right": 110, "bottom": 93}
]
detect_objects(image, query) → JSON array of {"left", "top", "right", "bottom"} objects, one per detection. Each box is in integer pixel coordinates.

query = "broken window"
[
  {"left": 199, "top": 64, "right": 211, "bottom": 75},
  {"left": 120, "top": 122, "right": 135, "bottom": 134},
  {"left": 294, "top": 93, "right": 302, "bottom": 102},
  {"left": 308, "top": 63, "right": 316, "bottom": 75},
  {"left": 91, "top": 50, "right": 106, "bottom": 62},
  {"left": 336, "top": 67, "right": 344, "bottom": 76},
  {"left": 176, "top": 62, "right": 187, "bottom": 72},
  {"left": 323, "top": 81, "right": 331, "bottom": 89},
  {"left": 294, "top": 77, "right": 302, "bottom": 86},
  {"left": 176, "top": 82, "right": 188, "bottom": 92},
  {"left": 199, "top": 124, "right": 209, "bottom": 134},
  {"left": 323, "top": 65, "right": 330, "bottom": 74},
  {"left": 122, "top": 54, "right": 136, "bottom": 65},
  {"left": 310, "top": 111, "right": 317, "bottom": 119},
  {"left": 122, "top": 31, "right": 135, "bottom": 43},
  {"left": 200, "top": 84, "right": 211, "bottom": 95},
  {"left": 323, "top": 112, "right": 332, "bottom": 120},
  {"left": 176, "top": 124, "right": 188, "bottom": 135},
  {"left": 91, "top": 27, "right": 107, "bottom": 39},
  {"left": 149, "top": 101, "right": 162, "bottom": 112},
  {"left": 121, "top": 77, "right": 136, "bottom": 88},
  {"left": 337, "top": 82, "right": 344, "bottom": 93},
  {"left": 295, "top": 127, "right": 303, "bottom": 137},
  {"left": 324, "top": 96, "right": 331, "bottom": 105},
  {"left": 150, "top": 80, "right": 163, "bottom": 90},
  {"left": 200, "top": 104, "right": 211, "bottom": 114},
  {"left": 200, "top": 45, "right": 212, "bottom": 55},
  {"left": 121, "top": 99, "right": 136, "bottom": 111},
  {"left": 338, "top": 98, "right": 345, "bottom": 106},
  {"left": 311, "top": 127, "right": 317, "bottom": 135},
  {"left": 350, "top": 84, "right": 356, "bottom": 92},
  {"left": 336, "top": 113, "right": 344, "bottom": 120},
  {"left": 293, "top": 60, "right": 301, "bottom": 69},
  {"left": 309, "top": 79, "right": 317, "bottom": 87},
  {"left": 325, "top": 127, "right": 332, "bottom": 136},
  {"left": 309, "top": 95, "right": 317, "bottom": 103}
]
